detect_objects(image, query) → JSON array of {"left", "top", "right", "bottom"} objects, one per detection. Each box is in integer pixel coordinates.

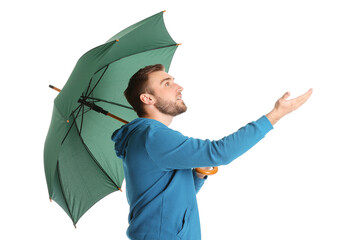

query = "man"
[{"left": 112, "top": 64, "right": 312, "bottom": 239}]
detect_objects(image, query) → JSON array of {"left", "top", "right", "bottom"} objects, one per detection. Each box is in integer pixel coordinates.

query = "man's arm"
[
  {"left": 145, "top": 89, "right": 313, "bottom": 171},
  {"left": 146, "top": 115, "right": 273, "bottom": 170}
]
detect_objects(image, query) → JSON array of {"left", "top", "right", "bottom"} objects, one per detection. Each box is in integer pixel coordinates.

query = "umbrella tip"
[
  {"left": 74, "top": 224, "right": 77, "bottom": 229},
  {"left": 163, "top": 10, "right": 166, "bottom": 12},
  {"left": 176, "top": 43, "right": 182, "bottom": 46},
  {"left": 49, "top": 197, "right": 52, "bottom": 202},
  {"left": 116, "top": 39, "right": 119, "bottom": 42},
  {"left": 118, "top": 187, "right": 123, "bottom": 192},
  {"left": 49, "top": 85, "right": 61, "bottom": 92}
]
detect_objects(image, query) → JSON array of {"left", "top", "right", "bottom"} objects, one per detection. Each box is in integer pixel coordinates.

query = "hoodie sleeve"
[{"left": 145, "top": 115, "right": 273, "bottom": 171}]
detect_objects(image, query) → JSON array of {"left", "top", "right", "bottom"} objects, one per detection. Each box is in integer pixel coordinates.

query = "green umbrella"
[{"left": 44, "top": 10, "right": 180, "bottom": 227}]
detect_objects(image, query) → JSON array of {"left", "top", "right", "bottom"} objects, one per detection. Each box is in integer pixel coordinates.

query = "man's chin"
[
  {"left": 176, "top": 106, "right": 187, "bottom": 116},
  {"left": 154, "top": 97, "right": 187, "bottom": 116}
]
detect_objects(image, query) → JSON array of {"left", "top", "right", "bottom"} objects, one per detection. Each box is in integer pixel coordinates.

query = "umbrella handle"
[{"left": 195, "top": 167, "right": 218, "bottom": 175}]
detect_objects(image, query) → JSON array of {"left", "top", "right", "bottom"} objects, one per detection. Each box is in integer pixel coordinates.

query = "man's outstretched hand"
[{"left": 266, "top": 88, "right": 313, "bottom": 125}]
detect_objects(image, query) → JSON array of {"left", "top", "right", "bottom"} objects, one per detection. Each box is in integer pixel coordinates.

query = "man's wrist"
[{"left": 266, "top": 109, "right": 282, "bottom": 125}]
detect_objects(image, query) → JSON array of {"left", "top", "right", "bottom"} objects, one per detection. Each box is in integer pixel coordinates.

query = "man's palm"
[
  {"left": 275, "top": 88, "right": 313, "bottom": 115},
  {"left": 266, "top": 88, "right": 313, "bottom": 125}
]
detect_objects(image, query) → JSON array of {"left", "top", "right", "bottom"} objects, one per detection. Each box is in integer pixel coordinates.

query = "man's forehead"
[{"left": 148, "top": 71, "right": 174, "bottom": 82}]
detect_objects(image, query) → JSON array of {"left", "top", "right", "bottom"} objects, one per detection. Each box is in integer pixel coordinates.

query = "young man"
[{"left": 112, "top": 64, "right": 312, "bottom": 240}]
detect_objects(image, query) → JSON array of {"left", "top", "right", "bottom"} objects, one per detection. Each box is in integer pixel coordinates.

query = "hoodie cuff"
[{"left": 256, "top": 115, "right": 274, "bottom": 135}]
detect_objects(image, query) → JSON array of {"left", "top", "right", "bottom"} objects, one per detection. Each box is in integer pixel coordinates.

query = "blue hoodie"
[{"left": 112, "top": 115, "right": 273, "bottom": 240}]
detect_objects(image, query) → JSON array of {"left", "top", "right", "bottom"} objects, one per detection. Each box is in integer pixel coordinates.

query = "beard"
[{"left": 154, "top": 95, "right": 187, "bottom": 117}]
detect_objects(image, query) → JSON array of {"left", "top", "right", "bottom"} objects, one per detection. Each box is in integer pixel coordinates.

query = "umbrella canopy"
[{"left": 44, "top": 11, "right": 179, "bottom": 226}]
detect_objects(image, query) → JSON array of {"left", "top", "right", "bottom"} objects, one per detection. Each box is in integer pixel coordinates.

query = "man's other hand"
[
  {"left": 266, "top": 88, "right": 313, "bottom": 125},
  {"left": 196, "top": 167, "right": 212, "bottom": 179}
]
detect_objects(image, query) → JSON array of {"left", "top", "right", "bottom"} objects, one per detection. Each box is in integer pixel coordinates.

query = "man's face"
[{"left": 146, "top": 70, "right": 187, "bottom": 116}]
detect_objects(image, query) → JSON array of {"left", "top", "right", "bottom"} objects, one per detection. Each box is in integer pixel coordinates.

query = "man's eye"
[{"left": 165, "top": 82, "right": 170, "bottom": 86}]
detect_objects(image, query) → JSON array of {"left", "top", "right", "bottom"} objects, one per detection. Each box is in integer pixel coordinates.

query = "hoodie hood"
[{"left": 112, "top": 118, "right": 155, "bottom": 159}]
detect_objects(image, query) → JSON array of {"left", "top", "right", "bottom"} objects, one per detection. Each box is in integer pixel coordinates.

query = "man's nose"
[{"left": 176, "top": 84, "right": 183, "bottom": 92}]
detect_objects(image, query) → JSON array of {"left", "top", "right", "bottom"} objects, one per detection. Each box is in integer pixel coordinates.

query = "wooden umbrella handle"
[{"left": 195, "top": 167, "right": 218, "bottom": 175}]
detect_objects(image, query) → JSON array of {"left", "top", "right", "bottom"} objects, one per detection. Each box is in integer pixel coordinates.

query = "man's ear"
[{"left": 140, "top": 93, "right": 154, "bottom": 105}]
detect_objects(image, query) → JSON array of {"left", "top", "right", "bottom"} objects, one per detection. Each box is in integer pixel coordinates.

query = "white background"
[{"left": 1, "top": 0, "right": 339, "bottom": 239}]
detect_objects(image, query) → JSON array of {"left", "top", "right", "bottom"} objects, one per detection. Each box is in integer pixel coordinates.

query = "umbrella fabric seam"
[
  {"left": 56, "top": 160, "right": 75, "bottom": 224},
  {"left": 78, "top": 39, "right": 119, "bottom": 63},
  {"left": 52, "top": 102, "right": 68, "bottom": 121},
  {"left": 91, "top": 44, "right": 178, "bottom": 82},
  {"left": 73, "top": 116, "right": 121, "bottom": 190}
]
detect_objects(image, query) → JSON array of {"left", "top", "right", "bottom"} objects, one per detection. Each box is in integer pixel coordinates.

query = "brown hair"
[{"left": 124, "top": 64, "right": 165, "bottom": 117}]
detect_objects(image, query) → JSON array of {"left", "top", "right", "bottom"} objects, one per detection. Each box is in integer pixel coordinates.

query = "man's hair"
[{"left": 124, "top": 64, "right": 165, "bottom": 117}]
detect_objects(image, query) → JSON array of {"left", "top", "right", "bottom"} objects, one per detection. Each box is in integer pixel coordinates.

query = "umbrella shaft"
[
  {"left": 49, "top": 85, "right": 129, "bottom": 124},
  {"left": 78, "top": 98, "right": 129, "bottom": 124},
  {"left": 107, "top": 112, "right": 129, "bottom": 124}
]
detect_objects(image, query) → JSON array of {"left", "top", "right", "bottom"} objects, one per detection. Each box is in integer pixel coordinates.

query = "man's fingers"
[
  {"left": 294, "top": 88, "right": 313, "bottom": 102},
  {"left": 289, "top": 88, "right": 313, "bottom": 108},
  {"left": 281, "top": 91, "right": 290, "bottom": 101}
]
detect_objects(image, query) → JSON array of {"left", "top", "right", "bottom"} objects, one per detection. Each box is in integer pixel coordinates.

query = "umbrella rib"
[
  {"left": 72, "top": 114, "right": 121, "bottom": 191},
  {"left": 84, "top": 65, "right": 109, "bottom": 100},
  {"left": 84, "top": 76, "right": 94, "bottom": 97},
  {"left": 61, "top": 103, "right": 84, "bottom": 145},
  {"left": 79, "top": 104, "right": 85, "bottom": 134}
]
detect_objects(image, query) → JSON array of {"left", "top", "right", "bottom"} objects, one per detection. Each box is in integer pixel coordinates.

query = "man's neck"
[{"left": 143, "top": 112, "right": 173, "bottom": 126}]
